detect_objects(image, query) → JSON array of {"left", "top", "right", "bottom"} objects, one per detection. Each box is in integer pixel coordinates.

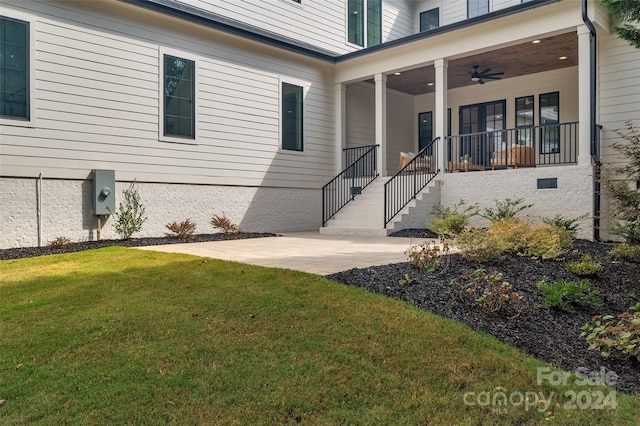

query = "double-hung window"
[
  {"left": 163, "top": 54, "right": 195, "bottom": 140},
  {"left": 515, "top": 95, "right": 534, "bottom": 147},
  {"left": 467, "top": 0, "right": 489, "bottom": 18},
  {"left": 347, "top": 0, "right": 381, "bottom": 47},
  {"left": 1, "top": 16, "right": 29, "bottom": 121},
  {"left": 419, "top": 8, "right": 439, "bottom": 32},
  {"left": 539, "top": 92, "right": 560, "bottom": 154},
  {"left": 281, "top": 82, "right": 303, "bottom": 152}
]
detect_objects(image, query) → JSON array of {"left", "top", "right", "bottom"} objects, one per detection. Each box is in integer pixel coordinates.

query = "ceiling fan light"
[{"left": 471, "top": 76, "right": 480, "bottom": 82}]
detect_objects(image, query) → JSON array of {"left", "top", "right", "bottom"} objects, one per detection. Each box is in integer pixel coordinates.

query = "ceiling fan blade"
[
  {"left": 480, "top": 68, "right": 491, "bottom": 75},
  {"left": 483, "top": 76, "right": 502, "bottom": 80},
  {"left": 478, "top": 78, "right": 485, "bottom": 85},
  {"left": 482, "top": 72, "right": 505, "bottom": 77}
]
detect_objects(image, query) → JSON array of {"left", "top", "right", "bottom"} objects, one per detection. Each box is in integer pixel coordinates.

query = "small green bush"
[
  {"left": 610, "top": 243, "right": 640, "bottom": 263},
  {"left": 454, "top": 228, "right": 505, "bottom": 263},
  {"left": 111, "top": 181, "right": 147, "bottom": 239},
  {"left": 487, "top": 218, "right": 531, "bottom": 253},
  {"left": 478, "top": 198, "right": 532, "bottom": 222},
  {"left": 405, "top": 239, "right": 450, "bottom": 273},
  {"left": 537, "top": 278, "right": 602, "bottom": 312},
  {"left": 565, "top": 254, "right": 602, "bottom": 276},
  {"left": 166, "top": 219, "right": 197, "bottom": 239},
  {"left": 427, "top": 200, "right": 477, "bottom": 236},
  {"left": 458, "top": 268, "right": 529, "bottom": 318},
  {"left": 526, "top": 224, "right": 572, "bottom": 260},
  {"left": 581, "top": 311, "right": 640, "bottom": 361},
  {"left": 543, "top": 213, "right": 588, "bottom": 236}
]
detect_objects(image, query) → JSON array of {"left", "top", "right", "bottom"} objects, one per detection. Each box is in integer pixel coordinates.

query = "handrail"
[
  {"left": 384, "top": 137, "right": 440, "bottom": 227},
  {"left": 344, "top": 145, "right": 378, "bottom": 168},
  {"left": 322, "top": 144, "right": 378, "bottom": 226}
]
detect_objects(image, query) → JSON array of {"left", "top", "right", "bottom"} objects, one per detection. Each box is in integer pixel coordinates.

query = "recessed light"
[
  {"left": 532, "top": 40, "right": 541, "bottom": 44},
  {"left": 559, "top": 56, "right": 568, "bottom": 60},
  {"left": 394, "top": 72, "right": 401, "bottom": 76},
  {"left": 427, "top": 82, "right": 434, "bottom": 86}
]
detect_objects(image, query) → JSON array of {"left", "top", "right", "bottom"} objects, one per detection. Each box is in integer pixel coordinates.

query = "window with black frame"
[
  {"left": 282, "top": 82, "right": 303, "bottom": 152},
  {"left": 419, "top": 8, "right": 439, "bottom": 32},
  {"left": 348, "top": 0, "right": 381, "bottom": 47},
  {"left": 1, "top": 16, "right": 29, "bottom": 120},
  {"left": 418, "top": 111, "right": 433, "bottom": 154},
  {"left": 539, "top": 92, "right": 559, "bottom": 154},
  {"left": 163, "top": 55, "right": 195, "bottom": 139},
  {"left": 515, "top": 95, "right": 534, "bottom": 147}
]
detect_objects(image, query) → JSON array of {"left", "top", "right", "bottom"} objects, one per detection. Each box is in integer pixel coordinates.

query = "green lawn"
[{"left": 1, "top": 247, "right": 638, "bottom": 425}]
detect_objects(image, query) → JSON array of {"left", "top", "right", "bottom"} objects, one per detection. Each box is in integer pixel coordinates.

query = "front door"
[{"left": 459, "top": 100, "right": 506, "bottom": 167}]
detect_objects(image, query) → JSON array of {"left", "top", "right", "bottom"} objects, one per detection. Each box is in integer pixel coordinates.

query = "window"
[
  {"left": 163, "top": 54, "right": 195, "bottom": 139},
  {"left": 347, "top": 0, "right": 381, "bottom": 47},
  {"left": 420, "top": 8, "right": 439, "bottom": 32},
  {"left": 515, "top": 95, "right": 534, "bottom": 146},
  {"left": 468, "top": 0, "right": 489, "bottom": 18},
  {"left": 539, "top": 92, "right": 559, "bottom": 154},
  {"left": 418, "top": 111, "right": 433, "bottom": 152},
  {"left": 1, "top": 16, "right": 29, "bottom": 120},
  {"left": 292, "top": 0, "right": 301, "bottom": 3},
  {"left": 282, "top": 82, "right": 303, "bottom": 151}
]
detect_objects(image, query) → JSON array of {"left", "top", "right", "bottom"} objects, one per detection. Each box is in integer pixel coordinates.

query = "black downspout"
[{"left": 582, "top": 0, "right": 602, "bottom": 241}]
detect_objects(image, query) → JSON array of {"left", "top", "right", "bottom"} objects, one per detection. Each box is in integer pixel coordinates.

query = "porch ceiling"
[{"left": 381, "top": 32, "right": 578, "bottom": 95}]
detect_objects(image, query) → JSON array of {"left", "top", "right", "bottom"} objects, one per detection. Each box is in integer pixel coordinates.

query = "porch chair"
[
  {"left": 491, "top": 145, "right": 536, "bottom": 169},
  {"left": 399, "top": 152, "right": 434, "bottom": 172}
]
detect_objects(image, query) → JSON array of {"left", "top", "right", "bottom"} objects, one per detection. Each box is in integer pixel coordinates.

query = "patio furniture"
[
  {"left": 399, "top": 152, "right": 434, "bottom": 172},
  {"left": 447, "top": 161, "right": 485, "bottom": 173},
  {"left": 491, "top": 145, "right": 536, "bottom": 169}
]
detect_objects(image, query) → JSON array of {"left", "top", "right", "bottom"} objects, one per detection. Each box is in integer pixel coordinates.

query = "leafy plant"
[
  {"left": 211, "top": 214, "right": 240, "bottom": 234},
  {"left": 110, "top": 181, "right": 147, "bottom": 239},
  {"left": 581, "top": 311, "right": 640, "bottom": 361},
  {"left": 487, "top": 220, "right": 571, "bottom": 260},
  {"left": 610, "top": 242, "right": 640, "bottom": 263},
  {"left": 405, "top": 238, "right": 450, "bottom": 273},
  {"left": 478, "top": 198, "right": 533, "bottom": 222},
  {"left": 460, "top": 154, "right": 472, "bottom": 162},
  {"left": 48, "top": 237, "right": 72, "bottom": 248},
  {"left": 454, "top": 228, "right": 505, "bottom": 263},
  {"left": 427, "top": 200, "right": 477, "bottom": 236},
  {"left": 605, "top": 122, "right": 640, "bottom": 244},
  {"left": 599, "top": 0, "right": 640, "bottom": 50},
  {"left": 166, "top": 219, "right": 197, "bottom": 239},
  {"left": 543, "top": 213, "right": 589, "bottom": 236},
  {"left": 459, "top": 268, "right": 529, "bottom": 318},
  {"left": 398, "top": 274, "right": 415, "bottom": 285},
  {"left": 565, "top": 254, "right": 602, "bottom": 277},
  {"left": 537, "top": 278, "right": 602, "bottom": 312}
]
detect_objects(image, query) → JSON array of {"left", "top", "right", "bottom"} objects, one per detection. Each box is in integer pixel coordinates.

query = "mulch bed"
[
  {"left": 0, "top": 233, "right": 276, "bottom": 261},
  {"left": 328, "top": 237, "right": 640, "bottom": 396}
]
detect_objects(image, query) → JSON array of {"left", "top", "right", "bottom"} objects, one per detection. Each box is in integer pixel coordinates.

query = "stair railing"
[
  {"left": 322, "top": 144, "right": 378, "bottom": 226},
  {"left": 384, "top": 137, "right": 440, "bottom": 227}
]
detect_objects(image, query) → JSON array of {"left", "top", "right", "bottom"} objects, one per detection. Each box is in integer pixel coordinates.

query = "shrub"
[
  {"left": 478, "top": 198, "right": 532, "bottom": 222},
  {"left": 211, "top": 214, "right": 240, "bottom": 234},
  {"left": 581, "top": 311, "right": 640, "bottom": 361},
  {"left": 427, "top": 200, "right": 477, "bottom": 236},
  {"left": 459, "top": 268, "right": 529, "bottom": 318},
  {"left": 537, "top": 278, "right": 602, "bottom": 312},
  {"left": 605, "top": 122, "right": 640, "bottom": 244},
  {"left": 454, "top": 228, "right": 505, "bottom": 263},
  {"left": 405, "top": 238, "right": 450, "bottom": 273},
  {"left": 48, "top": 237, "right": 72, "bottom": 248},
  {"left": 110, "top": 181, "right": 147, "bottom": 239},
  {"left": 610, "top": 243, "right": 640, "bottom": 263},
  {"left": 487, "top": 218, "right": 531, "bottom": 254},
  {"left": 565, "top": 254, "right": 602, "bottom": 277},
  {"left": 542, "top": 213, "right": 589, "bottom": 237},
  {"left": 166, "top": 219, "right": 197, "bottom": 239},
  {"left": 525, "top": 224, "right": 572, "bottom": 260}
]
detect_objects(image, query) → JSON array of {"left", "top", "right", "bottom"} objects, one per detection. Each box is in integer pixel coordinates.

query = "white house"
[{"left": 0, "top": 0, "right": 638, "bottom": 248}]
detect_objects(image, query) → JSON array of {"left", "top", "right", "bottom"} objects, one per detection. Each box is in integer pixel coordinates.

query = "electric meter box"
[{"left": 93, "top": 169, "right": 116, "bottom": 215}]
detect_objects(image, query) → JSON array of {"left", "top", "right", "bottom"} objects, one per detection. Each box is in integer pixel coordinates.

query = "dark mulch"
[
  {"left": 0, "top": 232, "right": 276, "bottom": 261},
  {"left": 328, "top": 237, "right": 640, "bottom": 396}
]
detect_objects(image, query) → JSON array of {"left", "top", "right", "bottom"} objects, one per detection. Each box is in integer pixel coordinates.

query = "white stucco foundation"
[
  {"left": 439, "top": 164, "right": 595, "bottom": 240},
  {"left": 0, "top": 178, "right": 321, "bottom": 249}
]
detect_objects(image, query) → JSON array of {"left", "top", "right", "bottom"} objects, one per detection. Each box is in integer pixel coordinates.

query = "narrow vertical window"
[
  {"left": 418, "top": 111, "right": 433, "bottom": 152},
  {"left": 515, "top": 95, "right": 534, "bottom": 146},
  {"left": 164, "top": 54, "right": 195, "bottom": 139},
  {"left": 367, "top": 0, "right": 381, "bottom": 47},
  {"left": 348, "top": 0, "right": 364, "bottom": 46},
  {"left": 467, "top": 0, "right": 489, "bottom": 18},
  {"left": 0, "top": 16, "right": 29, "bottom": 120},
  {"left": 282, "top": 82, "right": 303, "bottom": 152},
  {"left": 419, "top": 8, "right": 439, "bottom": 32},
  {"left": 539, "top": 92, "right": 560, "bottom": 154}
]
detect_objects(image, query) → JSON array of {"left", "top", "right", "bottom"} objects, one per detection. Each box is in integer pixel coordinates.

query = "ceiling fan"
[{"left": 469, "top": 65, "right": 504, "bottom": 84}]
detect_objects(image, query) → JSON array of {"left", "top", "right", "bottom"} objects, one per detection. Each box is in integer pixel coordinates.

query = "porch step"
[{"left": 320, "top": 177, "right": 441, "bottom": 236}]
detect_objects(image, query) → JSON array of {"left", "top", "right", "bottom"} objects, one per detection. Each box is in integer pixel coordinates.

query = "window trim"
[
  {"left": 419, "top": 8, "right": 440, "bottom": 32},
  {"left": 0, "top": 10, "right": 36, "bottom": 128},
  {"left": 158, "top": 48, "right": 198, "bottom": 145},
  {"left": 279, "top": 77, "right": 308, "bottom": 155},
  {"left": 345, "top": 0, "right": 382, "bottom": 49}
]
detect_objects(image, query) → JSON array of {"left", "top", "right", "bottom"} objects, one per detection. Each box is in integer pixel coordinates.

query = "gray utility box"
[{"left": 93, "top": 169, "right": 116, "bottom": 215}]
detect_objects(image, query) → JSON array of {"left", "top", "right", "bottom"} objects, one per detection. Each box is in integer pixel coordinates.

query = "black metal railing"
[
  {"left": 384, "top": 137, "right": 440, "bottom": 227},
  {"left": 322, "top": 144, "right": 378, "bottom": 226},
  {"left": 344, "top": 145, "right": 377, "bottom": 168},
  {"left": 445, "top": 122, "right": 578, "bottom": 171}
]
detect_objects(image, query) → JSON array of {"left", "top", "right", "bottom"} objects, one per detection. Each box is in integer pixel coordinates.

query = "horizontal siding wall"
[{"left": 0, "top": 1, "right": 336, "bottom": 189}]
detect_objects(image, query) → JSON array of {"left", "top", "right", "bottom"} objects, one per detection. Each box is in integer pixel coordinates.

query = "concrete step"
[{"left": 319, "top": 227, "right": 391, "bottom": 236}]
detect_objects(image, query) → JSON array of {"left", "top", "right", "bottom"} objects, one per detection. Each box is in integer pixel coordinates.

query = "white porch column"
[
  {"left": 374, "top": 73, "right": 387, "bottom": 177},
  {"left": 577, "top": 24, "right": 592, "bottom": 166},
  {"left": 435, "top": 58, "right": 448, "bottom": 172},
  {"left": 335, "top": 82, "right": 347, "bottom": 173}
]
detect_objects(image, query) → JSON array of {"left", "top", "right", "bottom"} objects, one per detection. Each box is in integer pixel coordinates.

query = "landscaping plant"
[
  {"left": 581, "top": 311, "right": 640, "bottom": 361},
  {"left": 459, "top": 268, "right": 529, "bottom": 318},
  {"left": 110, "top": 181, "right": 147, "bottom": 239},
  {"left": 537, "top": 277, "right": 602, "bottom": 312},
  {"left": 405, "top": 238, "right": 450, "bottom": 273},
  {"left": 211, "top": 214, "right": 240, "bottom": 234},
  {"left": 165, "top": 219, "right": 197, "bottom": 239},
  {"left": 542, "top": 213, "right": 589, "bottom": 237},
  {"left": 454, "top": 228, "right": 505, "bottom": 263},
  {"left": 48, "top": 236, "right": 72, "bottom": 248},
  {"left": 478, "top": 198, "right": 532, "bottom": 222},
  {"left": 427, "top": 199, "right": 477, "bottom": 236},
  {"left": 565, "top": 254, "right": 602, "bottom": 277}
]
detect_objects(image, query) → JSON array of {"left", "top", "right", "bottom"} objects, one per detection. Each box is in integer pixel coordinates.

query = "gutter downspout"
[
  {"left": 582, "top": 0, "right": 602, "bottom": 241},
  {"left": 38, "top": 172, "right": 43, "bottom": 247}
]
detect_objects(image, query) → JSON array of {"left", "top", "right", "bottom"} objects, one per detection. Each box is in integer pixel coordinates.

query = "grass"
[{"left": 1, "top": 247, "right": 638, "bottom": 425}]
